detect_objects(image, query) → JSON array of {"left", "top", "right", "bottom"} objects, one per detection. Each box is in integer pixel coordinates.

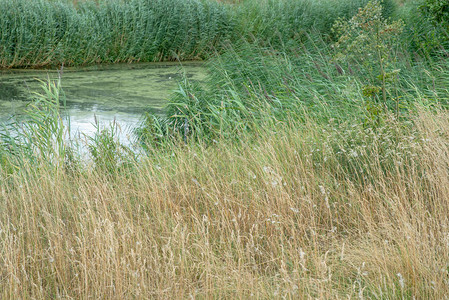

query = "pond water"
[{"left": 0, "top": 62, "right": 206, "bottom": 143}]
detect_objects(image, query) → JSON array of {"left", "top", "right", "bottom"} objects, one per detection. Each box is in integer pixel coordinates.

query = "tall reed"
[
  {"left": 0, "top": 0, "right": 400, "bottom": 68},
  {"left": 137, "top": 32, "right": 449, "bottom": 146},
  {"left": 0, "top": 0, "right": 234, "bottom": 68}
]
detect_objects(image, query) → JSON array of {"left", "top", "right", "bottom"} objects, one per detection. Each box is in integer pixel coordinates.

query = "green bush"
[
  {"left": 421, "top": 0, "right": 449, "bottom": 24},
  {"left": 332, "top": 0, "right": 404, "bottom": 118},
  {"left": 397, "top": 0, "right": 449, "bottom": 56}
]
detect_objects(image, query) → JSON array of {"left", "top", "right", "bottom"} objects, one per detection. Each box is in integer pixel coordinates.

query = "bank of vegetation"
[
  {"left": 0, "top": 0, "right": 233, "bottom": 67},
  {"left": 1, "top": 0, "right": 449, "bottom": 298},
  {"left": 0, "top": 0, "right": 398, "bottom": 68}
]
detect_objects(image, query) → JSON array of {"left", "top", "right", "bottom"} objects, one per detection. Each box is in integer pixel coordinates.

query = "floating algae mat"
[{"left": 0, "top": 62, "right": 206, "bottom": 141}]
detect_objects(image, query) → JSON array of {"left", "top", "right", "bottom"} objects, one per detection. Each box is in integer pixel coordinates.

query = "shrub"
[
  {"left": 397, "top": 0, "right": 449, "bottom": 56},
  {"left": 233, "top": 0, "right": 397, "bottom": 45},
  {"left": 421, "top": 0, "right": 449, "bottom": 24},
  {"left": 332, "top": 0, "right": 404, "bottom": 119}
]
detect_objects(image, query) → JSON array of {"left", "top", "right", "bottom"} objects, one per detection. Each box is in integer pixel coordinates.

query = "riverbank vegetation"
[
  {"left": 1, "top": 0, "right": 449, "bottom": 298},
  {"left": 0, "top": 0, "right": 233, "bottom": 67},
  {"left": 0, "top": 0, "right": 397, "bottom": 68}
]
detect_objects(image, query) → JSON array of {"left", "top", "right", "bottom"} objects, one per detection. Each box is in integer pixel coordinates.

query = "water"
[{"left": 0, "top": 62, "right": 206, "bottom": 143}]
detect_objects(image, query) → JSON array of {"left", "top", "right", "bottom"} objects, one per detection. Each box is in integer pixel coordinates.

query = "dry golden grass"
[{"left": 1, "top": 109, "right": 449, "bottom": 298}]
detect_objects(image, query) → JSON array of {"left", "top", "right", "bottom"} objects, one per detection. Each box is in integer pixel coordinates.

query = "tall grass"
[{"left": 2, "top": 105, "right": 449, "bottom": 298}]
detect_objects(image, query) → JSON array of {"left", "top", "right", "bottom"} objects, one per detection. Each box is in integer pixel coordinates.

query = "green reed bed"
[
  {"left": 0, "top": 0, "right": 234, "bottom": 68},
  {"left": 1, "top": 0, "right": 447, "bottom": 69},
  {"left": 0, "top": 0, "right": 402, "bottom": 69}
]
